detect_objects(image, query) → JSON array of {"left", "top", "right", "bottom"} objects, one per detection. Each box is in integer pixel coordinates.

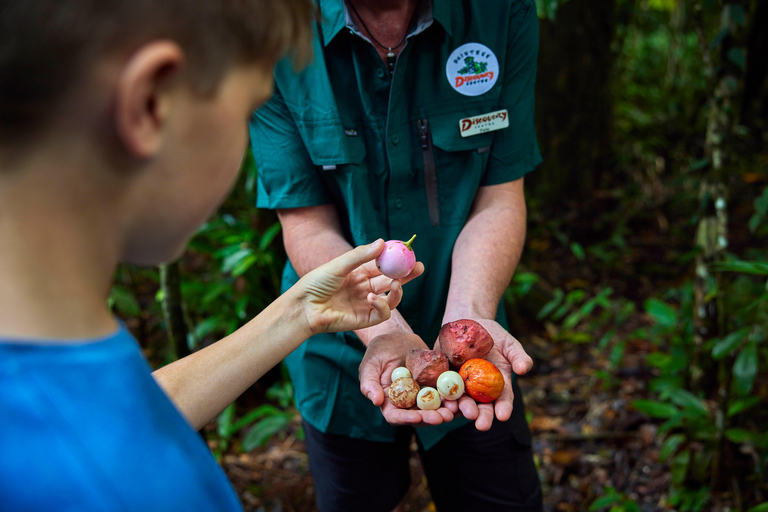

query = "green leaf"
[
  {"left": 623, "top": 502, "right": 641, "bottom": 512},
  {"left": 222, "top": 248, "right": 252, "bottom": 274},
  {"left": 610, "top": 340, "right": 626, "bottom": 368},
  {"left": 231, "top": 404, "right": 282, "bottom": 432},
  {"left": 727, "top": 4, "right": 747, "bottom": 27},
  {"left": 648, "top": 0, "right": 676, "bottom": 11},
  {"left": 709, "top": 260, "right": 768, "bottom": 276},
  {"left": 727, "top": 48, "right": 746, "bottom": 70},
  {"left": 231, "top": 254, "right": 258, "bottom": 277},
  {"left": 644, "top": 299, "right": 677, "bottom": 327},
  {"left": 258, "top": 222, "right": 282, "bottom": 251},
  {"left": 570, "top": 242, "right": 586, "bottom": 261},
  {"left": 191, "top": 316, "right": 224, "bottom": 341},
  {"left": 659, "top": 434, "right": 686, "bottom": 463},
  {"left": 647, "top": 352, "right": 673, "bottom": 369},
  {"left": 750, "top": 187, "right": 768, "bottom": 233},
  {"left": 537, "top": 289, "right": 564, "bottom": 320},
  {"left": 725, "top": 428, "right": 762, "bottom": 445},
  {"left": 727, "top": 396, "right": 760, "bottom": 417},
  {"left": 589, "top": 495, "right": 621, "bottom": 510},
  {"left": 201, "top": 282, "right": 233, "bottom": 306},
  {"left": 710, "top": 28, "right": 728, "bottom": 49},
  {"left": 746, "top": 503, "right": 768, "bottom": 512},
  {"left": 217, "top": 403, "right": 236, "bottom": 438},
  {"left": 671, "top": 450, "right": 691, "bottom": 486},
  {"left": 242, "top": 415, "right": 291, "bottom": 451},
  {"left": 712, "top": 328, "right": 749, "bottom": 360},
  {"left": 108, "top": 285, "right": 141, "bottom": 317},
  {"left": 670, "top": 389, "right": 708, "bottom": 417},
  {"left": 632, "top": 399, "right": 678, "bottom": 418},
  {"left": 733, "top": 341, "right": 758, "bottom": 396},
  {"left": 688, "top": 158, "right": 710, "bottom": 172}
]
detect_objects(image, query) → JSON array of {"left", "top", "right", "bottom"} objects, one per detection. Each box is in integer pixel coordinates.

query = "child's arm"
[{"left": 152, "top": 239, "right": 423, "bottom": 430}]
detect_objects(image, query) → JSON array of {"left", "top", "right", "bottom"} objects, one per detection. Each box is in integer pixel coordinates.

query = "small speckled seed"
[
  {"left": 416, "top": 387, "right": 441, "bottom": 410},
  {"left": 389, "top": 377, "right": 419, "bottom": 409}
]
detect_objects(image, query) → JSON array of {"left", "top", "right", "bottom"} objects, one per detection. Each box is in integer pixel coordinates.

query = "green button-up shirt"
[{"left": 251, "top": 0, "right": 541, "bottom": 449}]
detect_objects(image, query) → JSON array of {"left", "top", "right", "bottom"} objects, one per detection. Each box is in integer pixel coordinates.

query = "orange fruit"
[{"left": 458, "top": 358, "right": 504, "bottom": 403}]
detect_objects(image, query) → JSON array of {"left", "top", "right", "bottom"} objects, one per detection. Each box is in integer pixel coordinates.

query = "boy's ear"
[{"left": 114, "top": 41, "right": 184, "bottom": 159}]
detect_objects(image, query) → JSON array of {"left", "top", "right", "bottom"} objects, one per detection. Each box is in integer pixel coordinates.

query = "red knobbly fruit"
[
  {"left": 439, "top": 319, "right": 494, "bottom": 367},
  {"left": 405, "top": 347, "right": 449, "bottom": 388},
  {"left": 376, "top": 235, "right": 416, "bottom": 279}
]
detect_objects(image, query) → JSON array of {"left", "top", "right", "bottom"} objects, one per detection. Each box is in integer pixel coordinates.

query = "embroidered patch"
[
  {"left": 446, "top": 43, "right": 499, "bottom": 97},
  {"left": 459, "top": 110, "right": 509, "bottom": 138}
]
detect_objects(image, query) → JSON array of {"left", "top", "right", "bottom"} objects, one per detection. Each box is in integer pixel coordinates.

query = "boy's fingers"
[{"left": 325, "top": 239, "right": 385, "bottom": 278}]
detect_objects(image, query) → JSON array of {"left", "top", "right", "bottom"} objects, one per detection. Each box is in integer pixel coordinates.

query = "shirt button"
[
  {"left": 391, "top": 135, "right": 399, "bottom": 145},
  {"left": 377, "top": 69, "right": 386, "bottom": 79},
  {"left": 394, "top": 199, "right": 403, "bottom": 208}
]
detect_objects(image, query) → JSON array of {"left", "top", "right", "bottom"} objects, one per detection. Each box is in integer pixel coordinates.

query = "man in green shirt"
[{"left": 251, "top": 0, "right": 543, "bottom": 510}]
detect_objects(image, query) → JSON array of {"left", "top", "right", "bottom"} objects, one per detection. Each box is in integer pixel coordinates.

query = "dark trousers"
[{"left": 303, "top": 379, "right": 543, "bottom": 512}]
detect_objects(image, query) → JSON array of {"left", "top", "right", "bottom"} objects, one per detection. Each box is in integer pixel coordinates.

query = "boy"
[{"left": 0, "top": 1, "right": 424, "bottom": 510}]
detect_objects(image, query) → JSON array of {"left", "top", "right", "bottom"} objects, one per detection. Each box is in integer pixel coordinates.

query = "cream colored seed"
[{"left": 417, "top": 387, "right": 441, "bottom": 410}]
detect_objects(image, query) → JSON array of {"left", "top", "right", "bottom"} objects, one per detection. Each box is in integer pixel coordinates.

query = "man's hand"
[
  {"left": 435, "top": 318, "right": 532, "bottom": 431},
  {"left": 359, "top": 333, "right": 456, "bottom": 426},
  {"left": 295, "top": 240, "right": 424, "bottom": 336}
]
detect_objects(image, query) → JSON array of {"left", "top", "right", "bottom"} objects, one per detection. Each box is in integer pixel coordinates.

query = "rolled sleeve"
[
  {"left": 482, "top": 0, "right": 542, "bottom": 186},
  {"left": 250, "top": 87, "right": 332, "bottom": 210}
]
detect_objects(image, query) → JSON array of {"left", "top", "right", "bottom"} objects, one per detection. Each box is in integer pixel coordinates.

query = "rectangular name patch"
[{"left": 459, "top": 109, "right": 508, "bottom": 138}]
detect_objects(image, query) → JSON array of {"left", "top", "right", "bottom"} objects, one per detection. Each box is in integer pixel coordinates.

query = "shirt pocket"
[
  {"left": 297, "top": 119, "right": 367, "bottom": 168},
  {"left": 418, "top": 111, "right": 495, "bottom": 227},
  {"left": 295, "top": 119, "right": 379, "bottom": 242}
]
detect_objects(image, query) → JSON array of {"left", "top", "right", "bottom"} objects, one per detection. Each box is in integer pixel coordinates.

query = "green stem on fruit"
[{"left": 403, "top": 234, "right": 417, "bottom": 251}]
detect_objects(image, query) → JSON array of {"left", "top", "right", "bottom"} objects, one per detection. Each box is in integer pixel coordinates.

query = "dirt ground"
[{"left": 214, "top": 328, "right": 738, "bottom": 512}]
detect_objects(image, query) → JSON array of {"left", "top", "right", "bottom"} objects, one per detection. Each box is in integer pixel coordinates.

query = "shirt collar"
[{"left": 318, "top": 0, "right": 451, "bottom": 47}]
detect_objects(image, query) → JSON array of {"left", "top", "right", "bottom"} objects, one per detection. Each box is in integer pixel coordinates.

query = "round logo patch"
[{"left": 445, "top": 43, "right": 499, "bottom": 97}]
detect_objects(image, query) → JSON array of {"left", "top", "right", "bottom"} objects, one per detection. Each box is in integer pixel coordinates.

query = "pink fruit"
[{"left": 376, "top": 235, "right": 417, "bottom": 279}]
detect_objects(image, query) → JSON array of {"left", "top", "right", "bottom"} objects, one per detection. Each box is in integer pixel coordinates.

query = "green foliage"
[
  {"left": 164, "top": 151, "right": 285, "bottom": 351},
  {"left": 630, "top": 254, "right": 768, "bottom": 507},
  {"left": 108, "top": 285, "right": 141, "bottom": 318},
  {"left": 589, "top": 487, "right": 641, "bottom": 512},
  {"left": 535, "top": 0, "right": 571, "bottom": 21},
  {"left": 211, "top": 373, "right": 301, "bottom": 459}
]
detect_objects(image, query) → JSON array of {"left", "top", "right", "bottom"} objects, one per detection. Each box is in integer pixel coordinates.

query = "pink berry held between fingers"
[{"left": 376, "top": 234, "right": 417, "bottom": 279}]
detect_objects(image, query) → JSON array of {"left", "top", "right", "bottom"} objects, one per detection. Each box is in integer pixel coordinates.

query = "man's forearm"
[
  {"left": 443, "top": 179, "right": 527, "bottom": 323},
  {"left": 278, "top": 205, "right": 414, "bottom": 346}
]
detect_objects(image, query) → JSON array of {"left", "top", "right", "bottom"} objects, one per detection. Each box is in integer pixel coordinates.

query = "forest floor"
[
  {"left": 209, "top": 324, "right": 735, "bottom": 512},
  {"left": 202, "top": 200, "right": 752, "bottom": 511}
]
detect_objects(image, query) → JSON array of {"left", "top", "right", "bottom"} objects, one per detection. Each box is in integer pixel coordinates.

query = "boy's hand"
[{"left": 296, "top": 239, "right": 424, "bottom": 335}]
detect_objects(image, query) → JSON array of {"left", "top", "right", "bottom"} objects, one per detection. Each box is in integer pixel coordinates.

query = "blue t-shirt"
[{"left": 0, "top": 326, "right": 242, "bottom": 511}]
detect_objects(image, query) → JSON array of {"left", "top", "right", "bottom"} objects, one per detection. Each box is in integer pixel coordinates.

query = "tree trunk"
[
  {"left": 160, "top": 262, "right": 191, "bottom": 361},
  {"left": 692, "top": 0, "right": 749, "bottom": 490},
  {"left": 532, "top": 0, "right": 617, "bottom": 212}
]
